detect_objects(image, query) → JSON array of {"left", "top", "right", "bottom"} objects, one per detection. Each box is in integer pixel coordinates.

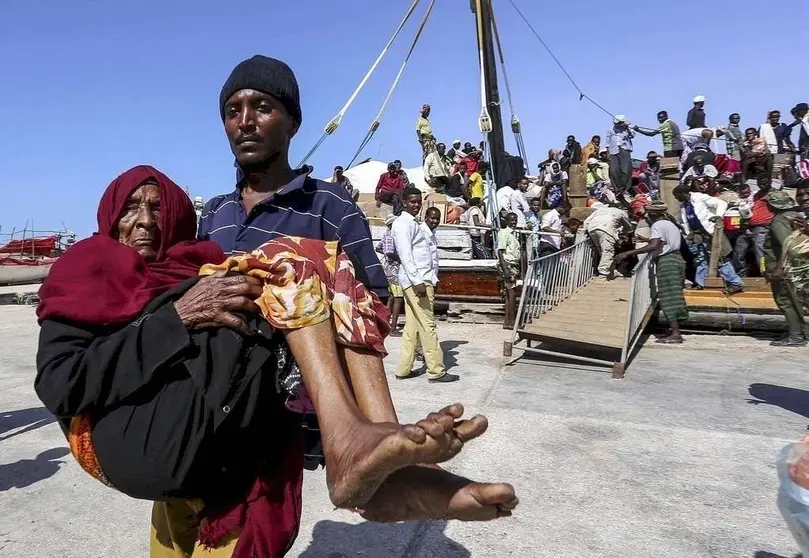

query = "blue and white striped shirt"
[{"left": 197, "top": 171, "right": 388, "bottom": 298}]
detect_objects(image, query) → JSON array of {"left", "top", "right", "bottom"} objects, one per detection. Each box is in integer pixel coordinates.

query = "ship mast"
[{"left": 472, "top": 0, "right": 507, "bottom": 188}]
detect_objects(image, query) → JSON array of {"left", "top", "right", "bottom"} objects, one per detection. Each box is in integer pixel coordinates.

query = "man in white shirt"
[
  {"left": 583, "top": 206, "right": 633, "bottom": 278},
  {"left": 392, "top": 188, "right": 457, "bottom": 383},
  {"left": 673, "top": 184, "right": 744, "bottom": 293},
  {"left": 615, "top": 200, "right": 688, "bottom": 344},
  {"left": 496, "top": 179, "right": 531, "bottom": 227},
  {"left": 681, "top": 155, "right": 719, "bottom": 184},
  {"left": 538, "top": 201, "right": 571, "bottom": 256}
]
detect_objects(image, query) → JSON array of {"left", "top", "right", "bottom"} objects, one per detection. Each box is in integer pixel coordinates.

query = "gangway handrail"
[{"left": 507, "top": 237, "right": 659, "bottom": 378}]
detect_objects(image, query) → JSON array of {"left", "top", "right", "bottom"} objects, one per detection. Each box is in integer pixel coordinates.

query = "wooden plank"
[{"left": 520, "top": 325, "right": 625, "bottom": 349}]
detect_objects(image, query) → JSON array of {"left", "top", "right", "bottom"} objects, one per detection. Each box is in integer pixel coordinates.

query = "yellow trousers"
[
  {"left": 150, "top": 501, "right": 238, "bottom": 558},
  {"left": 396, "top": 284, "right": 445, "bottom": 379}
]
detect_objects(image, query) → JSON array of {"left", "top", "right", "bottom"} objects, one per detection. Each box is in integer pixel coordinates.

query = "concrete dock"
[{"left": 1, "top": 304, "right": 807, "bottom": 557}]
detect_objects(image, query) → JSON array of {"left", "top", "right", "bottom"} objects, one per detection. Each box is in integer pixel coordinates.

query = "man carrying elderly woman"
[{"left": 35, "top": 53, "right": 518, "bottom": 558}]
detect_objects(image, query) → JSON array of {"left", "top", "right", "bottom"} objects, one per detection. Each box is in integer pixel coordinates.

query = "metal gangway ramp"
[{"left": 505, "top": 239, "right": 657, "bottom": 378}]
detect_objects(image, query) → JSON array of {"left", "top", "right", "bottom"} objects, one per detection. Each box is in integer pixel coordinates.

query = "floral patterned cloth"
[{"left": 199, "top": 237, "right": 391, "bottom": 356}]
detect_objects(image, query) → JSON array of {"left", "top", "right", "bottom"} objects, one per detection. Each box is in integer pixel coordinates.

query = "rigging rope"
[
  {"left": 505, "top": 0, "right": 617, "bottom": 120},
  {"left": 346, "top": 0, "right": 436, "bottom": 169},
  {"left": 489, "top": 2, "right": 529, "bottom": 167},
  {"left": 297, "top": 0, "right": 423, "bottom": 167}
]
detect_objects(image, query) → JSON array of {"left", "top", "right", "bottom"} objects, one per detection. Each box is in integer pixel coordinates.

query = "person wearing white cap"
[
  {"left": 687, "top": 96, "right": 707, "bottom": 129},
  {"left": 447, "top": 139, "right": 463, "bottom": 161},
  {"left": 605, "top": 115, "right": 635, "bottom": 196}
]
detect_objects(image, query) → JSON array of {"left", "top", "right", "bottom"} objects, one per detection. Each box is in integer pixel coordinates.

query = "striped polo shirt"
[{"left": 197, "top": 171, "right": 388, "bottom": 298}]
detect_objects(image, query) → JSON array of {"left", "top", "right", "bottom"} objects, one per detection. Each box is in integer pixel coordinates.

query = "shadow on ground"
[
  {"left": 298, "top": 519, "right": 469, "bottom": 558},
  {"left": 0, "top": 447, "right": 70, "bottom": 492},
  {"left": 748, "top": 384, "right": 809, "bottom": 421},
  {"left": 753, "top": 551, "right": 801, "bottom": 558},
  {"left": 440, "top": 340, "right": 469, "bottom": 370},
  {"left": 0, "top": 407, "right": 55, "bottom": 441}
]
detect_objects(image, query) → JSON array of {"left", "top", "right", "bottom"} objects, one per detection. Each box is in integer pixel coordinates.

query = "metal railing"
[
  {"left": 508, "top": 237, "right": 658, "bottom": 376},
  {"left": 620, "top": 253, "right": 656, "bottom": 365},
  {"left": 512, "top": 238, "right": 596, "bottom": 331}
]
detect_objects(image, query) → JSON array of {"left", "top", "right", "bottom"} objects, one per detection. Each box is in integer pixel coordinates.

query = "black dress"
[{"left": 35, "top": 279, "right": 300, "bottom": 503}]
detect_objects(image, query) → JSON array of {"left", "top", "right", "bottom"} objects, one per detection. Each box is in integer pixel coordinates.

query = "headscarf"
[
  {"left": 37, "top": 166, "right": 224, "bottom": 325},
  {"left": 631, "top": 194, "right": 651, "bottom": 220}
]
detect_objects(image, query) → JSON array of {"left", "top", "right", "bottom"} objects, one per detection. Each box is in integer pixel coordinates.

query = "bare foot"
[
  {"left": 358, "top": 465, "right": 519, "bottom": 522},
  {"left": 325, "top": 404, "right": 488, "bottom": 508}
]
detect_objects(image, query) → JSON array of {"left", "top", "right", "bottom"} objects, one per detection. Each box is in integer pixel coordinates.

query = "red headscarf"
[{"left": 37, "top": 165, "right": 224, "bottom": 325}]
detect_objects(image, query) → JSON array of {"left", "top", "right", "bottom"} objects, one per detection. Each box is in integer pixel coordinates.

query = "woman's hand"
[{"left": 173, "top": 271, "right": 264, "bottom": 334}]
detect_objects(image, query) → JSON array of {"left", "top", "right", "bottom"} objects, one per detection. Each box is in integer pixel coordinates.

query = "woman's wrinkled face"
[{"left": 116, "top": 183, "right": 162, "bottom": 261}]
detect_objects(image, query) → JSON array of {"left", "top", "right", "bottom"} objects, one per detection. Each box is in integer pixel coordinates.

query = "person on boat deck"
[
  {"left": 584, "top": 206, "right": 633, "bottom": 280},
  {"left": 542, "top": 162, "right": 569, "bottom": 209},
  {"left": 423, "top": 142, "right": 452, "bottom": 194},
  {"left": 759, "top": 109, "right": 796, "bottom": 155},
  {"left": 639, "top": 151, "right": 662, "bottom": 198},
  {"left": 539, "top": 200, "right": 571, "bottom": 257},
  {"left": 496, "top": 178, "right": 529, "bottom": 228},
  {"left": 580, "top": 135, "right": 601, "bottom": 166},
  {"left": 724, "top": 113, "right": 744, "bottom": 160},
  {"left": 35, "top": 166, "right": 519, "bottom": 558},
  {"left": 561, "top": 135, "right": 582, "bottom": 171},
  {"left": 463, "top": 197, "right": 490, "bottom": 259},
  {"left": 393, "top": 192, "right": 457, "bottom": 383},
  {"left": 741, "top": 127, "right": 774, "bottom": 182},
  {"left": 375, "top": 162, "right": 408, "bottom": 215},
  {"left": 525, "top": 196, "right": 543, "bottom": 255},
  {"left": 733, "top": 180, "right": 774, "bottom": 277},
  {"left": 680, "top": 127, "right": 719, "bottom": 172},
  {"left": 791, "top": 103, "right": 809, "bottom": 160},
  {"left": 332, "top": 165, "right": 358, "bottom": 202},
  {"left": 615, "top": 200, "right": 688, "bottom": 344},
  {"left": 605, "top": 115, "right": 634, "bottom": 198},
  {"left": 687, "top": 96, "right": 707, "bottom": 130},
  {"left": 764, "top": 189, "right": 809, "bottom": 347},
  {"left": 447, "top": 162, "right": 469, "bottom": 202},
  {"left": 468, "top": 160, "right": 488, "bottom": 201},
  {"left": 416, "top": 103, "right": 436, "bottom": 160},
  {"left": 673, "top": 183, "right": 744, "bottom": 295},
  {"left": 681, "top": 155, "right": 718, "bottom": 184},
  {"left": 497, "top": 212, "right": 522, "bottom": 330},
  {"left": 447, "top": 140, "right": 463, "bottom": 162},
  {"left": 632, "top": 110, "right": 684, "bottom": 158},
  {"left": 376, "top": 214, "right": 405, "bottom": 336}
]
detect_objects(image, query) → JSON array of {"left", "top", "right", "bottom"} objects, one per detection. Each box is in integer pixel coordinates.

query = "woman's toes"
[{"left": 453, "top": 415, "right": 489, "bottom": 442}]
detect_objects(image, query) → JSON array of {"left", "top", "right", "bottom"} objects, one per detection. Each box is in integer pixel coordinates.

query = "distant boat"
[{"left": 0, "top": 229, "right": 75, "bottom": 286}]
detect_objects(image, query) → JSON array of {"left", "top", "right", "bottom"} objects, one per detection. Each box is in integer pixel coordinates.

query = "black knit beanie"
[{"left": 219, "top": 55, "right": 302, "bottom": 125}]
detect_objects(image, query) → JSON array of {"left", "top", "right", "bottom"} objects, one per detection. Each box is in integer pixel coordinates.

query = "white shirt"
[
  {"left": 650, "top": 219, "right": 682, "bottom": 256},
  {"left": 540, "top": 208, "right": 562, "bottom": 249},
  {"left": 496, "top": 185, "right": 530, "bottom": 227},
  {"left": 392, "top": 212, "right": 438, "bottom": 288},
  {"left": 584, "top": 207, "right": 631, "bottom": 237},
  {"left": 462, "top": 206, "right": 484, "bottom": 237},
  {"left": 679, "top": 192, "right": 728, "bottom": 236},
  {"left": 681, "top": 164, "right": 718, "bottom": 182},
  {"left": 421, "top": 222, "right": 440, "bottom": 285}
]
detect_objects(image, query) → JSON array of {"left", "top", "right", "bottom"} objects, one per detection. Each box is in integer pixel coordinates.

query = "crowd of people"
[{"left": 363, "top": 98, "right": 809, "bottom": 345}]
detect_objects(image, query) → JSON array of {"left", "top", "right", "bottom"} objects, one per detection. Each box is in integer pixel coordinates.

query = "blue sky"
[{"left": 1, "top": 0, "right": 805, "bottom": 238}]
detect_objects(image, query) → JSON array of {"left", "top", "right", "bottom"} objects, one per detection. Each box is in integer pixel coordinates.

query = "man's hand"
[
  {"left": 614, "top": 252, "right": 629, "bottom": 263},
  {"left": 412, "top": 283, "right": 428, "bottom": 298},
  {"left": 376, "top": 201, "right": 382, "bottom": 208},
  {"left": 173, "top": 271, "right": 264, "bottom": 334}
]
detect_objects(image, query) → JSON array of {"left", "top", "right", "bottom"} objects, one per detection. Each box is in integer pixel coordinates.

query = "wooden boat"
[
  {"left": 0, "top": 257, "right": 54, "bottom": 286},
  {"left": 0, "top": 230, "right": 75, "bottom": 286}
]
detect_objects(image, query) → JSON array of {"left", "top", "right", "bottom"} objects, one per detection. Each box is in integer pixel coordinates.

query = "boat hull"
[{"left": 0, "top": 261, "right": 53, "bottom": 286}]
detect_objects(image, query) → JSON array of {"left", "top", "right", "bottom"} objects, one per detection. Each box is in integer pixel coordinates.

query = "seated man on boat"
[{"left": 375, "top": 162, "right": 408, "bottom": 215}]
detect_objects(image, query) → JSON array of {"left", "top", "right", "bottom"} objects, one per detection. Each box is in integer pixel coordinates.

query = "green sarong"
[{"left": 656, "top": 252, "right": 688, "bottom": 323}]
